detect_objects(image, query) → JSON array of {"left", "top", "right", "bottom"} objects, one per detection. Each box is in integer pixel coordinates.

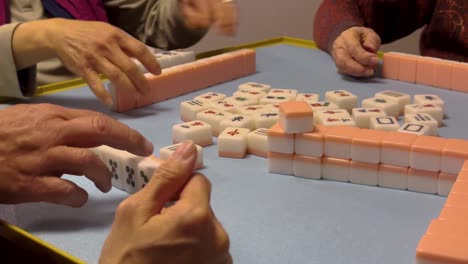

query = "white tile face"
[
  {"left": 352, "top": 108, "right": 387, "bottom": 128},
  {"left": 279, "top": 115, "right": 314, "bottom": 134},
  {"left": 322, "top": 160, "right": 349, "bottom": 182},
  {"left": 308, "top": 101, "right": 339, "bottom": 112},
  {"left": 381, "top": 148, "right": 411, "bottom": 167},
  {"left": 267, "top": 88, "right": 298, "bottom": 100},
  {"left": 195, "top": 108, "right": 233, "bottom": 136},
  {"left": 375, "top": 90, "right": 411, "bottom": 115},
  {"left": 296, "top": 93, "right": 319, "bottom": 102},
  {"left": 253, "top": 111, "right": 279, "bottom": 129},
  {"left": 238, "top": 82, "right": 271, "bottom": 93},
  {"left": 314, "top": 109, "right": 350, "bottom": 124},
  {"left": 247, "top": 128, "right": 269, "bottom": 157},
  {"left": 414, "top": 94, "right": 444, "bottom": 110},
  {"left": 369, "top": 116, "right": 400, "bottom": 131},
  {"left": 438, "top": 174, "right": 456, "bottom": 197},
  {"left": 295, "top": 135, "right": 323, "bottom": 158},
  {"left": 233, "top": 90, "right": 267, "bottom": 101},
  {"left": 172, "top": 120, "right": 213, "bottom": 146},
  {"left": 407, "top": 171, "right": 438, "bottom": 194},
  {"left": 119, "top": 152, "right": 145, "bottom": 194},
  {"left": 218, "top": 127, "right": 250, "bottom": 158},
  {"left": 159, "top": 143, "right": 204, "bottom": 170},
  {"left": 180, "top": 100, "right": 210, "bottom": 122},
  {"left": 361, "top": 97, "right": 400, "bottom": 117},
  {"left": 349, "top": 163, "right": 378, "bottom": 186},
  {"left": 324, "top": 90, "right": 358, "bottom": 112},
  {"left": 404, "top": 113, "right": 438, "bottom": 136},
  {"left": 351, "top": 144, "right": 380, "bottom": 164},
  {"left": 324, "top": 141, "right": 352, "bottom": 160},
  {"left": 268, "top": 135, "right": 294, "bottom": 154},
  {"left": 378, "top": 167, "right": 408, "bottom": 190},
  {"left": 225, "top": 96, "right": 259, "bottom": 107},
  {"left": 398, "top": 123, "right": 432, "bottom": 136},
  {"left": 293, "top": 156, "right": 321, "bottom": 180},
  {"left": 209, "top": 100, "right": 238, "bottom": 113},
  {"left": 90, "top": 146, "right": 125, "bottom": 190},
  {"left": 259, "top": 95, "right": 293, "bottom": 104},
  {"left": 236, "top": 104, "right": 272, "bottom": 116},
  {"left": 404, "top": 104, "right": 443, "bottom": 125},
  {"left": 219, "top": 114, "right": 255, "bottom": 133},
  {"left": 441, "top": 156, "right": 465, "bottom": 175},
  {"left": 268, "top": 157, "right": 294, "bottom": 175},
  {"left": 410, "top": 151, "right": 440, "bottom": 172},
  {"left": 136, "top": 157, "right": 162, "bottom": 190},
  {"left": 194, "top": 92, "right": 227, "bottom": 103},
  {"left": 320, "top": 116, "right": 357, "bottom": 127}
]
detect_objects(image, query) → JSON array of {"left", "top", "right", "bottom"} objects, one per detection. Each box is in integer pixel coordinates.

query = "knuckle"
[
  {"left": 153, "top": 164, "right": 180, "bottom": 185},
  {"left": 106, "top": 69, "right": 122, "bottom": 81},
  {"left": 91, "top": 115, "right": 111, "bottom": 134},
  {"left": 216, "top": 228, "right": 230, "bottom": 253},
  {"left": 75, "top": 150, "right": 97, "bottom": 167},
  {"left": 115, "top": 198, "right": 138, "bottom": 218},
  {"left": 186, "top": 205, "right": 212, "bottom": 227},
  {"left": 132, "top": 43, "right": 148, "bottom": 57}
]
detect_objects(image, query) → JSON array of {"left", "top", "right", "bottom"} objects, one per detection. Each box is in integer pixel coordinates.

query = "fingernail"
[
  {"left": 144, "top": 139, "right": 154, "bottom": 154},
  {"left": 172, "top": 141, "right": 195, "bottom": 161},
  {"left": 365, "top": 69, "right": 375, "bottom": 76},
  {"left": 370, "top": 57, "right": 379, "bottom": 65}
]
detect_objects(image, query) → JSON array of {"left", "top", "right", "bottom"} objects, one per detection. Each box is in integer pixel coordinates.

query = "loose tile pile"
[{"left": 382, "top": 52, "right": 468, "bottom": 92}]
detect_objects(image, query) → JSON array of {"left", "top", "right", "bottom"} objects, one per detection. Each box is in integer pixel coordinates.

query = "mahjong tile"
[
  {"left": 352, "top": 108, "right": 387, "bottom": 128},
  {"left": 209, "top": 100, "right": 238, "bottom": 113},
  {"left": 413, "top": 94, "right": 444, "bottom": 110},
  {"left": 369, "top": 116, "right": 400, "bottom": 131},
  {"left": 225, "top": 96, "right": 259, "bottom": 106},
  {"left": 308, "top": 101, "right": 339, "bottom": 112},
  {"left": 315, "top": 109, "right": 351, "bottom": 124},
  {"left": 247, "top": 128, "right": 269, "bottom": 158},
  {"left": 296, "top": 93, "right": 319, "bottom": 102},
  {"left": 172, "top": 120, "right": 213, "bottom": 146},
  {"left": 195, "top": 108, "right": 233, "bottom": 136},
  {"left": 236, "top": 104, "right": 272, "bottom": 115},
  {"left": 219, "top": 114, "right": 255, "bottom": 133},
  {"left": 267, "top": 88, "right": 298, "bottom": 100},
  {"left": 160, "top": 143, "right": 204, "bottom": 170},
  {"left": 218, "top": 127, "right": 250, "bottom": 158},
  {"left": 233, "top": 90, "right": 267, "bottom": 101},
  {"left": 404, "top": 104, "right": 443, "bottom": 125},
  {"left": 404, "top": 113, "right": 438, "bottom": 136},
  {"left": 361, "top": 96, "right": 399, "bottom": 117},
  {"left": 194, "top": 92, "right": 227, "bottom": 103},
  {"left": 238, "top": 82, "right": 271, "bottom": 92},
  {"left": 324, "top": 90, "right": 358, "bottom": 112},
  {"left": 252, "top": 111, "right": 279, "bottom": 129},
  {"left": 180, "top": 100, "right": 211, "bottom": 122},
  {"left": 321, "top": 116, "right": 357, "bottom": 127},
  {"left": 259, "top": 95, "right": 293, "bottom": 105},
  {"left": 375, "top": 90, "right": 410, "bottom": 115}
]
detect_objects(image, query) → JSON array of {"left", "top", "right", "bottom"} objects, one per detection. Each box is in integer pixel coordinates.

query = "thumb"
[{"left": 135, "top": 141, "right": 197, "bottom": 218}]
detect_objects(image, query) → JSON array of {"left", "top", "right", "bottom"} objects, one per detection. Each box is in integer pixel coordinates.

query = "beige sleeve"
[
  {"left": 0, "top": 23, "right": 36, "bottom": 98},
  {"left": 104, "top": 0, "right": 207, "bottom": 50}
]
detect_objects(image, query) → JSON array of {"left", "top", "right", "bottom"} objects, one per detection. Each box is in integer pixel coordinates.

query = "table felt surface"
[{"left": 2, "top": 44, "right": 466, "bottom": 264}]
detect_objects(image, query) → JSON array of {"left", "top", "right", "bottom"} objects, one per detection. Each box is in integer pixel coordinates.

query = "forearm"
[
  {"left": 12, "top": 20, "right": 56, "bottom": 70},
  {"left": 313, "top": 0, "right": 365, "bottom": 53}
]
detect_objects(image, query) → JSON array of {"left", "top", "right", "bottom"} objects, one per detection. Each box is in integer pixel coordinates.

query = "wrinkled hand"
[
  {"left": 0, "top": 104, "right": 153, "bottom": 207},
  {"left": 100, "top": 141, "right": 231, "bottom": 264},
  {"left": 331, "top": 26, "right": 381, "bottom": 77},
  {"left": 180, "top": 0, "right": 238, "bottom": 35},
  {"left": 48, "top": 19, "right": 161, "bottom": 106}
]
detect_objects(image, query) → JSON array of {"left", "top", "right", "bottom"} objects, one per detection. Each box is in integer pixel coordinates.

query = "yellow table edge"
[{"left": 0, "top": 35, "right": 385, "bottom": 263}]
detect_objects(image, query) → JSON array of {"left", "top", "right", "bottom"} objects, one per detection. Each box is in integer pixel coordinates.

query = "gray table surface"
[{"left": 2, "top": 44, "right": 466, "bottom": 264}]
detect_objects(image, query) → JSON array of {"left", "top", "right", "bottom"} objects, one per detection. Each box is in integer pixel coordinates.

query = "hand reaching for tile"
[
  {"left": 0, "top": 104, "right": 153, "bottom": 207},
  {"left": 100, "top": 141, "right": 231, "bottom": 264}
]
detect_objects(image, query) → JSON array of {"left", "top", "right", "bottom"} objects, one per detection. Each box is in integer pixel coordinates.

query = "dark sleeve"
[{"left": 313, "top": 0, "right": 437, "bottom": 53}]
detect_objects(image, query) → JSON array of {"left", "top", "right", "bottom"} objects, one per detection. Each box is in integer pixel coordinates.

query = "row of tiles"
[
  {"left": 382, "top": 52, "right": 467, "bottom": 92},
  {"left": 416, "top": 163, "right": 468, "bottom": 263},
  {"left": 268, "top": 124, "right": 468, "bottom": 175},
  {"left": 108, "top": 49, "right": 256, "bottom": 112}
]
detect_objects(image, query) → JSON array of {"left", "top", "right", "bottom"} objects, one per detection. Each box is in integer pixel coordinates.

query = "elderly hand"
[
  {"left": 331, "top": 26, "right": 381, "bottom": 77},
  {"left": 0, "top": 104, "right": 153, "bottom": 207},
  {"left": 46, "top": 19, "right": 161, "bottom": 106},
  {"left": 180, "top": 0, "right": 238, "bottom": 36},
  {"left": 100, "top": 141, "right": 231, "bottom": 264}
]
